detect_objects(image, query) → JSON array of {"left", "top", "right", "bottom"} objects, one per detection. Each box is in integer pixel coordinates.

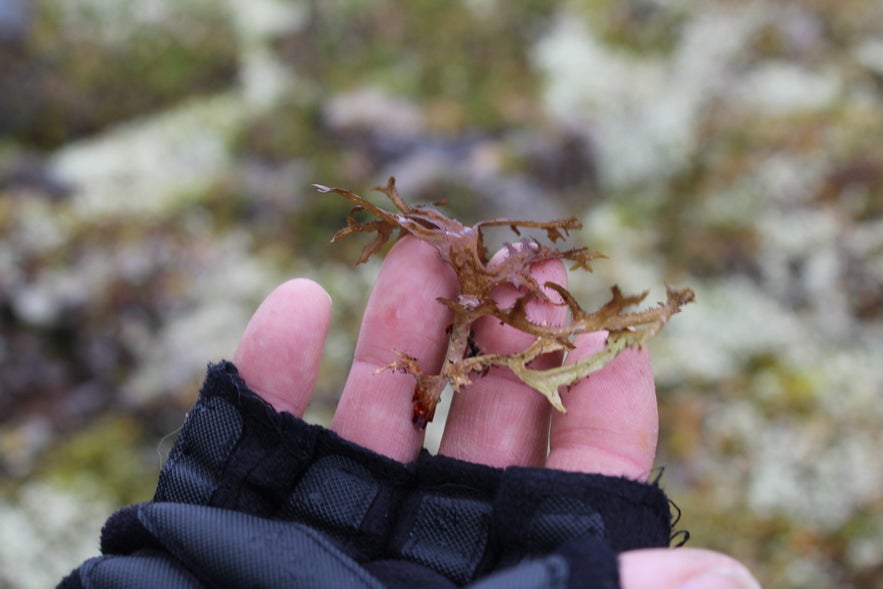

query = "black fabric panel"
[
  {"left": 527, "top": 496, "right": 606, "bottom": 554},
  {"left": 400, "top": 493, "right": 492, "bottom": 584},
  {"left": 284, "top": 454, "right": 379, "bottom": 541},
  {"left": 154, "top": 396, "right": 242, "bottom": 504}
]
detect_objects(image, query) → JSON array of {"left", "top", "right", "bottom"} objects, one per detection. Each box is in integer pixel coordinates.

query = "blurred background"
[{"left": 1, "top": 0, "right": 882, "bottom": 587}]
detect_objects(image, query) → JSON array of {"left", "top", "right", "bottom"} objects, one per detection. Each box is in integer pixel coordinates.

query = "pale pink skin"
[{"left": 233, "top": 236, "right": 760, "bottom": 589}]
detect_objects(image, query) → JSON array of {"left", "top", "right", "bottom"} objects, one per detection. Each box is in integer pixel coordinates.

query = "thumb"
[{"left": 620, "top": 548, "right": 761, "bottom": 589}]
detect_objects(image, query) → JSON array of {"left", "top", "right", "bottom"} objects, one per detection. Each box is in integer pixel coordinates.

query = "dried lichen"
[{"left": 315, "top": 178, "right": 694, "bottom": 428}]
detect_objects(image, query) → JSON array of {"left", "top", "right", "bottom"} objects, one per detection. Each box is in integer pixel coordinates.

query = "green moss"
[
  {"left": 236, "top": 100, "right": 327, "bottom": 164},
  {"left": 572, "top": 0, "right": 687, "bottom": 56},
  {"left": 0, "top": 0, "right": 239, "bottom": 149},
  {"left": 37, "top": 415, "right": 158, "bottom": 506},
  {"left": 274, "top": 0, "right": 553, "bottom": 132}
]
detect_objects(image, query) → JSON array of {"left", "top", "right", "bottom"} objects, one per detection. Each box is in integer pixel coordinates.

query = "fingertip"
[
  {"left": 234, "top": 278, "right": 332, "bottom": 417},
  {"left": 620, "top": 548, "right": 761, "bottom": 589}
]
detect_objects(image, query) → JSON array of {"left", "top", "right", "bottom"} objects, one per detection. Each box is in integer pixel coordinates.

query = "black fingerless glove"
[{"left": 59, "top": 361, "right": 676, "bottom": 589}]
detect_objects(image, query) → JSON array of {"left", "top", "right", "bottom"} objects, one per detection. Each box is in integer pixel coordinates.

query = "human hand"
[{"left": 233, "top": 236, "right": 760, "bottom": 589}]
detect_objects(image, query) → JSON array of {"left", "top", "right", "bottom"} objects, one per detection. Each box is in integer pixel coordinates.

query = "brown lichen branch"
[{"left": 315, "top": 177, "right": 694, "bottom": 428}]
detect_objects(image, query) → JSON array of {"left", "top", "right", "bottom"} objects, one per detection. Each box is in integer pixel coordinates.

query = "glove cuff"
[{"left": 133, "top": 361, "right": 675, "bottom": 586}]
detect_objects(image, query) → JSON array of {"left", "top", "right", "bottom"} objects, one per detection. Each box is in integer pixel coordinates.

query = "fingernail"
[{"left": 681, "top": 566, "right": 762, "bottom": 589}]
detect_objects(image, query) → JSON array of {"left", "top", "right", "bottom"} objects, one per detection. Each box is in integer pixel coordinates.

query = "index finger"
[{"left": 331, "top": 236, "right": 458, "bottom": 462}]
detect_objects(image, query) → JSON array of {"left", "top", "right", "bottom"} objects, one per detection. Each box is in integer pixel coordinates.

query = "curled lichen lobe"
[{"left": 316, "top": 177, "right": 693, "bottom": 427}]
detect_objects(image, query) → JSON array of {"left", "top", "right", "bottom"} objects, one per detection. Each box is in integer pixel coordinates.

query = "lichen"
[{"left": 317, "top": 178, "right": 693, "bottom": 427}]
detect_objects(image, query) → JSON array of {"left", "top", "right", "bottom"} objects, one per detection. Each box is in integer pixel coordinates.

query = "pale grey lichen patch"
[
  {"left": 0, "top": 483, "right": 112, "bottom": 589},
  {"left": 228, "top": 0, "right": 308, "bottom": 109},
  {"left": 226, "top": 0, "right": 307, "bottom": 43},
  {"left": 325, "top": 87, "right": 425, "bottom": 139},
  {"left": 732, "top": 62, "right": 842, "bottom": 114},
  {"left": 532, "top": 5, "right": 761, "bottom": 189},
  {"left": 52, "top": 0, "right": 225, "bottom": 46},
  {"left": 653, "top": 277, "right": 805, "bottom": 382},
  {"left": 853, "top": 37, "right": 883, "bottom": 76},
  {"left": 50, "top": 94, "right": 246, "bottom": 221}
]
